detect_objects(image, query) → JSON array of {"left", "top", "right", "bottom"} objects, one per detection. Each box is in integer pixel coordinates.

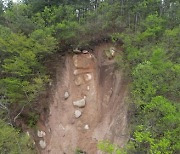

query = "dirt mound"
[{"left": 37, "top": 43, "right": 129, "bottom": 154}]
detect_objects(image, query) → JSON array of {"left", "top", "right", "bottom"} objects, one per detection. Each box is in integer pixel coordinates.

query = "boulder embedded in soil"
[
  {"left": 73, "top": 69, "right": 79, "bottom": 75},
  {"left": 74, "top": 110, "right": 82, "bottom": 118},
  {"left": 64, "top": 91, "right": 69, "bottom": 99},
  {"left": 75, "top": 75, "right": 84, "bottom": 86},
  {"left": 84, "top": 73, "right": 92, "bottom": 82},
  {"left": 37, "top": 130, "right": 46, "bottom": 138},
  {"left": 84, "top": 124, "right": 89, "bottom": 130},
  {"left": 73, "top": 54, "right": 93, "bottom": 69},
  {"left": 73, "top": 98, "right": 86, "bottom": 108},
  {"left": 82, "top": 50, "right": 89, "bottom": 54},
  {"left": 74, "top": 69, "right": 92, "bottom": 75},
  {"left": 39, "top": 140, "right": 46, "bottom": 149}
]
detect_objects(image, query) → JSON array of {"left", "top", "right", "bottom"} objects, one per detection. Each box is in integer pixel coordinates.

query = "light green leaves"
[
  {"left": 0, "top": 25, "right": 55, "bottom": 104},
  {"left": 98, "top": 141, "right": 123, "bottom": 154}
]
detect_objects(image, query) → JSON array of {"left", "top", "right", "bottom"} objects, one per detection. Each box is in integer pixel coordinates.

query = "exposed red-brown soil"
[{"left": 37, "top": 43, "right": 129, "bottom": 154}]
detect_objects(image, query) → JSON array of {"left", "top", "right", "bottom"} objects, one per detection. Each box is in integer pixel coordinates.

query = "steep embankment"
[{"left": 37, "top": 43, "right": 129, "bottom": 154}]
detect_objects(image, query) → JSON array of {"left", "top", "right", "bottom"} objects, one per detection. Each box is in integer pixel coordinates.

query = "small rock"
[
  {"left": 110, "top": 47, "right": 116, "bottom": 57},
  {"left": 84, "top": 124, "right": 89, "bottom": 130},
  {"left": 39, "top": 140, "right": 46, "bottom": 149},
  {"left": 37, "top": 130, "right": 46, "bottom": 138},
  {"left": 73, "top": 48, "right": 81, "bottom": 53},
  {"left": 82, "top": 50, "right": 88, "bottom": 54},
  {"left": 74, "top": 110, "right": 82, "bottom": 118},
  {"left": 73, "top": 98, "right": 86, "bottom": 108},
  {"left": 73, "top": 69, "right": 78, "bottom": 75},
  {"left": 87, "top": 86, "right": 90, "bottom": 91},
  {"left": 84, "top": 73, "right": 92, "bottom": 82},
  {"left": 64, "top": 91, "right": 69, "bottom": 99},
  {"left": 87, "top": 54, "right": 92, "bottom": 59},
  {"left": 26, "top": 131, "right": 30, "bottom": 136}
]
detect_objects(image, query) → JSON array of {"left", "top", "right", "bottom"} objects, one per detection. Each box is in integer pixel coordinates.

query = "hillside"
[{"left": 33, "top": 44, "right": 128, "bottom": 153}]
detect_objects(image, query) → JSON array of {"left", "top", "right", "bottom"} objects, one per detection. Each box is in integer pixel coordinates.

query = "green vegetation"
[
  {"left": 0, "top": 0, "right": 179, "bottom": 153},
  {"left": 75, "top": 147, "right": 86, "bottom": 154},
  {"left": 98, "top": 141, "right": 123, "bottom": 154},
  {"left": 27, "top": 112, "right": 39, "bottom": 128},
  {"left": 0, "top": 120, "right": 35, "bottom": 154}
]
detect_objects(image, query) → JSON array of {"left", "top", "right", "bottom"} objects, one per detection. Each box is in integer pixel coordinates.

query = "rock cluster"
[
  {"left": 64, "top": 52, "right": 93, "bottom": 130},
  {"left": 37, "top": 130, "right": 46, "bottom": 149},
  {"left": 71, "top": 53, "right": 93, "bottom": 121},
  {"left": 37, "top": 130, "right": 46, "bottom": 138}
]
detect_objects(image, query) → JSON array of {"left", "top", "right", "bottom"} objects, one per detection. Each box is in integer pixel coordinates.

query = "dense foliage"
[
  {"left": 0, "top": 0, "right": 179, "bottom": 153},
  {"left": 0, "top": 120, "right": 34, "bottom": 154}
]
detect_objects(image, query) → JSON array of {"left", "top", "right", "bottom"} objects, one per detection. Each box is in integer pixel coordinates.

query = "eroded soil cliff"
[{"left": 37, "top": 43, "right": 129, "bottom": 154}]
